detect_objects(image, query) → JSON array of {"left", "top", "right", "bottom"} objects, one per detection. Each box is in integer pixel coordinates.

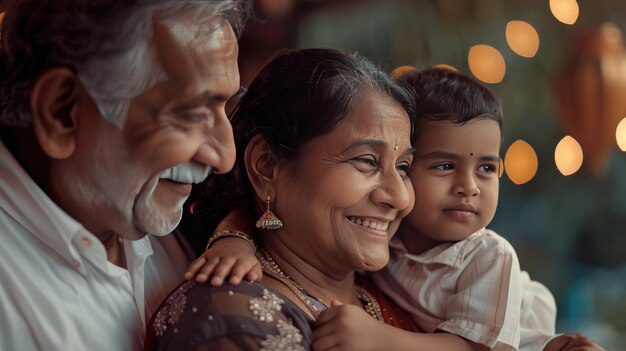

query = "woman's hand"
[{"left": 543, "top": 333, "right": 606, "bottom": 351}]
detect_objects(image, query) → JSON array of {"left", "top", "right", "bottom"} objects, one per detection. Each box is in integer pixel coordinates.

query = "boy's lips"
[{"left": 443, "top": 203, "right": 477, "bottom": 214}]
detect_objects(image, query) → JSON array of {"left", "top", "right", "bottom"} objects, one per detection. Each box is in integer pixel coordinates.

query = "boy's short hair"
[{"left": 397, "top": 67, "right": 503, "bottom": 134}]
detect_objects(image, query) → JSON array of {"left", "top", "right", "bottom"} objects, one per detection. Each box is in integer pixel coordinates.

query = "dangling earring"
[{"left": 256, "top": 194, "right": 283, "bottom": 230}]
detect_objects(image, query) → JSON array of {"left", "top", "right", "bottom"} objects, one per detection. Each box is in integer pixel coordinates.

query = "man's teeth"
[{"left": 348, "top": 217, "right": 389, "bottom": 231}]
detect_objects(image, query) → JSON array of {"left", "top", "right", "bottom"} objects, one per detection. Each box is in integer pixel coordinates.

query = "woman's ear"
[
  {"left": 245, "top": 134, "right": 279, "bottom": 201},
  {"left": 30, "top": 67, "right": 79, "bottom": 159}
]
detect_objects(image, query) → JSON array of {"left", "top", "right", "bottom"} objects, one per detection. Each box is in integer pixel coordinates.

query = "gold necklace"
[{"left": 256, "top": 248, "right": 384, "bottom": 322}]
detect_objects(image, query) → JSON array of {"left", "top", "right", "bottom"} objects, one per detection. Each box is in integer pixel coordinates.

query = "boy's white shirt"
[{"left": 373, "top": 228, "right": 556, "bottom": 351}]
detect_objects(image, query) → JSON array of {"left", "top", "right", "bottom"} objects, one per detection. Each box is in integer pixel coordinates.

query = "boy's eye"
[
  {"left": 433, "top": 163, "right": 454, "bottom": 171},
  {"left": 479, "top": 164, "right": 497, "bottom": 173}
]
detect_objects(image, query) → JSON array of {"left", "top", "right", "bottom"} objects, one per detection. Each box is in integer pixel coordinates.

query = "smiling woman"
[{"left": 146, "top": 48, "right": 418, "bottom": 350}]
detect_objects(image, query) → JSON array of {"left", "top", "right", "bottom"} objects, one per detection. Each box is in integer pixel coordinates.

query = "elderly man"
[{"left": 0, "top": 0, "right": 250, "bottom": 349}]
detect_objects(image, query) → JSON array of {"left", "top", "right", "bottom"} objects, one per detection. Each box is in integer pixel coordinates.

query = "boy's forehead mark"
[{"left": 470, "top": 152, "right": 474, "bottom": 156}]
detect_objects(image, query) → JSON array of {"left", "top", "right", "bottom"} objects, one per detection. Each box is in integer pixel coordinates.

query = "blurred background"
[{"left": 237, "top": 0, "right": 626, "bottom": 348}]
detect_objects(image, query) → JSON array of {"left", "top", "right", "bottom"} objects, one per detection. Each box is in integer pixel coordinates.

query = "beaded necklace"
[{"left": 256, "top": 247, "right": 384, "bottom": 322}]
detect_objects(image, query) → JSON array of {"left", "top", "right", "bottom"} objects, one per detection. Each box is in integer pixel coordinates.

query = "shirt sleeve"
[
  {"left": 149, "top": 280, "right": 313, "bottom": 351},
  {"left": 518, "top": 271, "right": 557, "bottom": 351},
  {"left": 437, "top": 239, "right": 522, "bottom": 351}
]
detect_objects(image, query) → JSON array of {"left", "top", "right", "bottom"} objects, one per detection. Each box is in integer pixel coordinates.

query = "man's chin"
[{"left": 132, "top": 209, "right": 182, "bottom": 238}]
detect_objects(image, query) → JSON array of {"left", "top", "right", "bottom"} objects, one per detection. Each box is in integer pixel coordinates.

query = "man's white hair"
[{"left": 0, "top": 0, "right": 250, "bottom": 128}]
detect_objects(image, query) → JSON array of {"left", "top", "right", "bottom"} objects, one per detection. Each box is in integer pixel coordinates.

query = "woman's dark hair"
[
  {"left": 182, "top": 48, "right": 415, "bottom": 253},
  {"left": 396, "top": 67, "right": 503, "bottom": 137}
]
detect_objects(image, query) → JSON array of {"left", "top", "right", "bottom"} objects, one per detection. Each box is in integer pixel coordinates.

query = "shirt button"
[
  {"left": 72, "top": 259, "right": 81, "bottom": 268},
  {"left": 82, "top": 237, "right": 92, "bottom": 248}
]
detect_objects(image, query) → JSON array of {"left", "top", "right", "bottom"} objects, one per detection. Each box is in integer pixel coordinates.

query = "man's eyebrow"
[{"left": 171, "top": 87, "right": 245, "bottom": 112}]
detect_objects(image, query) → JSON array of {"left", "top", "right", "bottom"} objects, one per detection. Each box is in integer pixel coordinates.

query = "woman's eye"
[
  {"left": 353, "top": 156, "right": 379, "bottom": 172},
  {"left": 357, "top": 157, "right": 378, "bottom": 167},
  {"left": 397, "top": 162, "right": 412, "bottom": 177}
]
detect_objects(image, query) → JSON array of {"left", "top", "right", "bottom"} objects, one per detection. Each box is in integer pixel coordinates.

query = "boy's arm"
[
  {"left": 543, "top": 334, "right": 606, "bottom": 351},
  {"left": 185, "top": 207, "right": 262, "bottom": 286},
  {"left": 313, "top": 301, "right": 488, "bottom": 351}
]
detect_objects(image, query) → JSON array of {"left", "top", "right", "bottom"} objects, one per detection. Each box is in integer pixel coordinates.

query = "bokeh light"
[
  {"left": 0, "top": 12, "right": 4, "bottom": 25},
  {"left": 390, "top": 65, "right": 417, "bottom": 79},
  {"left": 468, "top": 45, "right": 506, "bottom": 84},
  {"left": 549, "top": 0, "right": 579, "bottom": 25},
  {"left": 256, "top": 0, "right": 295, "bottom": 19},
  {"left": 617, "top": 117, "right": 626, "bottom": 151},
  {"left": 504, "top": 140, "right": 538, "bottom": 185},
  {"left": 554, "top": 135, "right": 583, "bottom": 176},
  {"left": 506, "top": 20, "right": 540, "bottom": 58},
  {"left": 499, "top": 158, "right": 504, "bottom": 178}
]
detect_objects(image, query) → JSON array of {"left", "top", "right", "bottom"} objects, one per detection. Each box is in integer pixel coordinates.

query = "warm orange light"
[
  {"left": 0, "top": 12, "right": 5, "bottom": 25},
  {"left": 617, "top": 117, "right": 626, "bottom": 151},
  {"left": 554, "top": 135, "right": 583, "bottom": 175},
  {"left": 499, "top": 158, "right": 504, "bottom": 178},
  {"left": 550, "top": 0, "right": 579, "bottom": 25},
  {"left": 468, "top": 45, "right": 506, "bottom": 84},
  {"left": 257, "top": 0, "right": 294, "bottom": 18},
  {"left": 432, "top": 64, "right": 458, "bottom": 71},
  {"left": 390, "top": 66, "right": 417, "bottom": 79},
  {"left": 504, "top": 140, "right": 538, "bottom": 185},
  {"left": 506, "top": 20, "right": 540, "bottom": 58}
]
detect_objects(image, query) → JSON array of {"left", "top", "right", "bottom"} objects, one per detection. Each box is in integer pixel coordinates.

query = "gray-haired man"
[{"left": 0, "top": 1, "right": 250, "bottom": 349}]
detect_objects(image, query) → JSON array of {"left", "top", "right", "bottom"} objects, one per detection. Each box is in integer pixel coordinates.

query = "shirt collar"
[
  {"left": 1, "top": 140, "right": 91, "bottom": 274},
  {"left": 389, "top": 230, "right": 486, "bottom": 268}
]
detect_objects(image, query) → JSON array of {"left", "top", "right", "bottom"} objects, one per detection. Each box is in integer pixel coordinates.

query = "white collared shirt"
[
  {"left": 0, "top": 141, "right": 191, "bottom": 351},
  {"left": 373, "top": 228, "right": 557, "bottom": 351}
]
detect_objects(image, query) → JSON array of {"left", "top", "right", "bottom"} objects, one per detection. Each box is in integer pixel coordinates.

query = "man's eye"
[{"left": 180, "top": 112, "right": 209, "bottom": 123}]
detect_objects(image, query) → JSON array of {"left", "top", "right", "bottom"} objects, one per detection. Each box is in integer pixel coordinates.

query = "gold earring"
[{"left": 256, "top": 194, "right": 283, "bottom": 230}]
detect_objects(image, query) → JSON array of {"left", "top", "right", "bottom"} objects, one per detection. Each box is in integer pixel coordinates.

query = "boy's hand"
[
  {"left": 313, "top": 300, "right": 386, "bottom": 351},
  {"left": 185, "top": 237, "right": 261, "bottom": 286},
  {"left": 543, "top": 333, "right": 606, "bottom": 351}
]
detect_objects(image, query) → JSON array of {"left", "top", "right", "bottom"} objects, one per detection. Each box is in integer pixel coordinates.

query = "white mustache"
[{"left": 159, "top": 163, "right": 212, "bottom": 184}]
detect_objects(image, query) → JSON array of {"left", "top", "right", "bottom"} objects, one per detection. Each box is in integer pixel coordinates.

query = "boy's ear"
[
  {"left": 30, "top": 67, "right": 79, "bottom": 159},
  {"left": 245, "top": 134, "right": 279, "bottom": 201}
]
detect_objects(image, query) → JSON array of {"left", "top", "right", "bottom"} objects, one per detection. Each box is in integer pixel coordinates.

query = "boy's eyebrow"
[{"left": 420, "top": 151, "right": 500, "bottom": 162}]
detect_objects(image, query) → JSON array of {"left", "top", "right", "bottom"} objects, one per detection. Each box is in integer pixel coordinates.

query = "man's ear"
[
  {"left": 30, "top": 67, "right": 79, "bottom": 159},
  {"left": 245, "top": 134, "right": 279, "bottom": 201}
]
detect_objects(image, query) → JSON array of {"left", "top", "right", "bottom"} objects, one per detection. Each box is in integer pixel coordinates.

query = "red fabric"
[{"left": 356, "top": 274, "right": 421, "bottom": 332}]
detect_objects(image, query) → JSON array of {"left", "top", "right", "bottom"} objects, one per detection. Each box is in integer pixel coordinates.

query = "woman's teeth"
[{"left": 348, "top": 217, "right": 389, "bottom": 231}]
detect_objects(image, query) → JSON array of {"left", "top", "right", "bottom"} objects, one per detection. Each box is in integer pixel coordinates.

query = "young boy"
[{"left": 186, "top": 68, "right": 602, "bottom": 351}]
